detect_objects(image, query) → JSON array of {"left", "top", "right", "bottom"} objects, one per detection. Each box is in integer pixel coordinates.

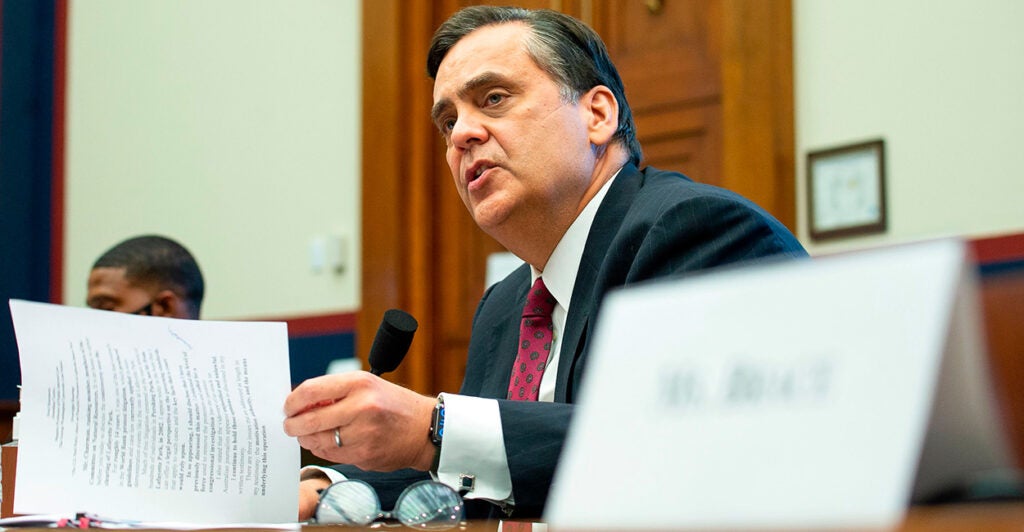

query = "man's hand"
[
  {"left": 283, "top": 371, "right": 437, "bottom": 472},
  {"left": 298, "top": 476, "right": 331, "bottom": 521}
]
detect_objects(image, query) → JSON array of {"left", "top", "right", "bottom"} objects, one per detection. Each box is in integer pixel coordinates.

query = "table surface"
[
  {"left": 4, "top": 503, "right": 1021, "bottom": 531},
  {"left": 340, "top": 503, "right": 1024, "bottom": 531}
]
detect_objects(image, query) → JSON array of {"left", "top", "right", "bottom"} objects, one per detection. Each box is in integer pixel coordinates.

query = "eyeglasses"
[{"left": 314, "top": 479, "right": 464, "bottom": 529}]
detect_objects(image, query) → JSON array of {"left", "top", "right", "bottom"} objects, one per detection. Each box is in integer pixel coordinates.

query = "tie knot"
[{"left": 523, "top": 277, "right": 556, "bottom": 319}]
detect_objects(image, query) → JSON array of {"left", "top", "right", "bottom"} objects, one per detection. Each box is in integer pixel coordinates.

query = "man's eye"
[
  {"left": 438, "top": 118, "right": 455, "bottom": 136},
  {"left": 485, "top": 93, "right": 504, "bottom": 106}
]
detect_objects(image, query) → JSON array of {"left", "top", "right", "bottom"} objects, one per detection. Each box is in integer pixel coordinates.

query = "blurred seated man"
[{"left": 86, "top": 235, "right": 204, "bottom": 319}]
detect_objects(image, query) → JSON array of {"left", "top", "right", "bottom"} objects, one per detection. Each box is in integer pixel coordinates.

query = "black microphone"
[{"left": 368, "top": 309, "right": 418, "bottom": 376}]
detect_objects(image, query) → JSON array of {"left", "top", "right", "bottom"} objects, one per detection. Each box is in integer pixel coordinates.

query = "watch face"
[{"left": 431, "top": 404, "right": 445, "bottom": 446}]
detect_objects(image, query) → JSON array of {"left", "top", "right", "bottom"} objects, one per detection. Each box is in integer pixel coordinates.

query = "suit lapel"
[
  {"left": 554, "top": 164, "right": 644, "bottom": 402},
  {"left": 477, "top": 272, "right": 531, "bottom": 399}
]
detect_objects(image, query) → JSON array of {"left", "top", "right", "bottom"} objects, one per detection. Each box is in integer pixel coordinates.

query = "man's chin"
[{"left": 470, "top": 203, "right": 513, "bottom": 235}]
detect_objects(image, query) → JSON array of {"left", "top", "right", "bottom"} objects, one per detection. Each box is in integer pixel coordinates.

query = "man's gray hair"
[{"left": 427, "top": 6, "right": 642, "bottom": 165}]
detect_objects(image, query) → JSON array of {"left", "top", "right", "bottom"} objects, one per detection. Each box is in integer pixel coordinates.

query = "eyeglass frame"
[{"left": 312, "top": 478, "right": 465, "bottom": 529}]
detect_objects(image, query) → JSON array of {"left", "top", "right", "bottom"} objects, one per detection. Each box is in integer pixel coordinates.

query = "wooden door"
[
  {"left": 595, "top": 1, "right": 726, "bottom": 185},
  {"left": 590, "top": 0, "right": 795, "bottom": 222},
  {"left": 360, "top": 0, "right": 794, "bottom": 395}
]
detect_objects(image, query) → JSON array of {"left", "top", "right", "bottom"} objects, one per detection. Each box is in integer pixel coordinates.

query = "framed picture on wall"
[{"left": 807, "top": 139, "right": 887, "bottom": 241}]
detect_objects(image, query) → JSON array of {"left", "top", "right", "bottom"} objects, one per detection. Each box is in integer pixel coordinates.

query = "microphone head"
[{"left": 368, "top": 309, "right": 418, "bottom": 375}]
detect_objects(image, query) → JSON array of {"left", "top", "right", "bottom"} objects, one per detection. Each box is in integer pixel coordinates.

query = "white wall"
[
  {"left": 63, "top": 0, "right": 362, "bottom": 319},
  {"left": 62, "top": 1, "right": 1024, "bottom": 316},
  {"left": 794, "top": 0, "right": 1024, "bottom": 255}
]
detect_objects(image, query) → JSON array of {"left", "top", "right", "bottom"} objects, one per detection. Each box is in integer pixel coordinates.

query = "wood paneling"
[
  {"left": 1, "top": 443, "right": 17, "bottom": 518},
  {"left": 594, "top": 0, "right": 725, "bottom": 186},
  {"left": 359, "top": 0, "right": 434, "bottom": 393},
  {"left": 591, "top": 0, "right": 795, "bottom": 227},
  {"left": 720, "top": 0, "right": 795, "bottom": 227},
  {"left": 980, "top": 270, "right": 1024, "bottom": 466}
]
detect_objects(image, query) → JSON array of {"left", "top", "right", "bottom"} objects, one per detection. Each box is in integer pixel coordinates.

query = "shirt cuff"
[{"left": 435, "top": 392, "right": 513, "bottom": 502}]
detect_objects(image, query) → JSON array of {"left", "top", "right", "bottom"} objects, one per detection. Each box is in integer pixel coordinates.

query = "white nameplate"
[{"left": 546, "top": 239, "right": 1012, "bottom": 530}]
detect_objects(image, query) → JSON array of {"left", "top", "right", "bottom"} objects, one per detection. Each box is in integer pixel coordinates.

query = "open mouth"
[{"left": 467, "top": 162, "right": 493, "bottom": 184}]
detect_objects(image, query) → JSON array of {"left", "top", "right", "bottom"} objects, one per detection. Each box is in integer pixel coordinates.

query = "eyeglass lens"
[
  {"left": 316, "top": 480, "right": 380, "bottom": 526},
  {"left": 316, "top": 479, "right": 463, "bottom": 529},
  {"left": 393, "top": 480, "right": 464, "bottom": 528}
]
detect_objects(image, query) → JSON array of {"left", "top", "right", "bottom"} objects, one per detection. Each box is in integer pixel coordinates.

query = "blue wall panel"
[
  {"left": 0, "top": 0, "right": 58, "bottom": 401},
  {"left": 288, "top": 332, "right": 356, "bottom": 387}
]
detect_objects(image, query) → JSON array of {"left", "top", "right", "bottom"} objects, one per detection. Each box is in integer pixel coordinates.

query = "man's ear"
[
  {"left": 581, "top": 85, "right": 619, "bottom": 147},
  {"left": 152, "top": 289, "right": 188, "bottom": 319}
]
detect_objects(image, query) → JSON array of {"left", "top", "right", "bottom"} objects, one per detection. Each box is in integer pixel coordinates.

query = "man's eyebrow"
[
  {"left": 431, "top": 99, "right": 451, "bottom": 126},
  {"left": 460, "top": 72, "right": 507, "bottom": 97},
  {"left": 431, "top": 72, "right": 511, "bottom": 124}
]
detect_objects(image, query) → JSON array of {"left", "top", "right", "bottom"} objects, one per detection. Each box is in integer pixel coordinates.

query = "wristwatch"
[{"left": 429, "top": 395, "right": 445, "bottom": 447}]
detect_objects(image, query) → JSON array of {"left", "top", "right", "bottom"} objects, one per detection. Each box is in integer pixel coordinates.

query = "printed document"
[{"left": 8, "top": 300, "right": 300, "bottom": 524}]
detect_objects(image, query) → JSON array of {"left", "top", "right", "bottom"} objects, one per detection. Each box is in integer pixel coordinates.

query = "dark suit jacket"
[
  {"left": 459, "top": 164, "right": 806, "bottom": 517},
  {"left": 334, "top": 164, "right": 806, "bottom": 518}
]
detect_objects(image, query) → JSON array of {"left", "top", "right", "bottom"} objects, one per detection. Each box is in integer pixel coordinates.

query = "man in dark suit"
[{"left": 284, "top": 5, "right": 806, "bottom": 521}]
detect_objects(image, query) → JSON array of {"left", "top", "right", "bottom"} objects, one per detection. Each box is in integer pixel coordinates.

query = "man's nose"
[{"left": 450, "top": 112, "right": 488, "bottom": 148}]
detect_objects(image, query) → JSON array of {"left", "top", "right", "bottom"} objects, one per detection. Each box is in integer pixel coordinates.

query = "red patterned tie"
[{"left": 507, "top": 277, "right": 556, "bottom": 401}]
